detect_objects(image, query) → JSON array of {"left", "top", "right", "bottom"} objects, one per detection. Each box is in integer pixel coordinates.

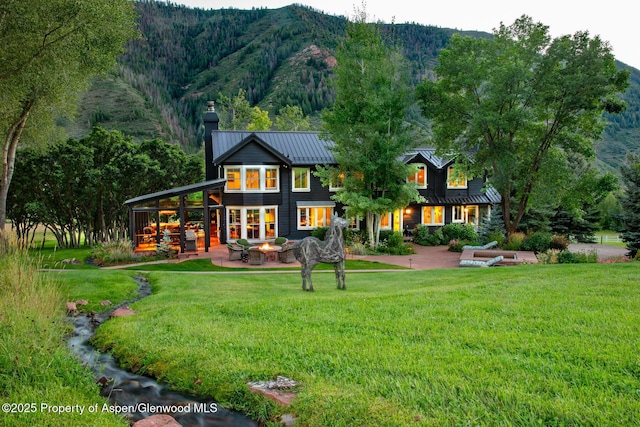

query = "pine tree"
[{"left": 620, "top": 153, "right": 640, "bottom": 258}]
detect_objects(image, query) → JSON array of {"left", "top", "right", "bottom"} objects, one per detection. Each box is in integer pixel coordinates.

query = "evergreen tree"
[{"left": 620, "top": 152, "right": 640, "bottom": 257}]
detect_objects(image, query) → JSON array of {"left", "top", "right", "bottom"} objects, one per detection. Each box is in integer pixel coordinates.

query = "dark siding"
[{"left": 224, "top": 142, "right": 282, "bottom": 165}]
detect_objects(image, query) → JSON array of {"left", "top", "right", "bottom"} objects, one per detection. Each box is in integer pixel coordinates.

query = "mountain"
[{"left": 66, "top": 0, "right": 640, "bottom": 172}]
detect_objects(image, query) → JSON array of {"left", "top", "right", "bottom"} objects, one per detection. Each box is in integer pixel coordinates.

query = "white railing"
[{"left": 599, "top": 235, "right": 622, "bottom": 243}]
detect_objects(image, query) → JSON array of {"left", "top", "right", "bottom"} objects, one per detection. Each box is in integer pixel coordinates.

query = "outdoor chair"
[
  {"left": 274, "top": 236, "right": 288, "bottom": 247},
  {"left": 227, "top": 243, "right": 245, "bottom": 261},
  {"left": 278, "top": 244, "right": 297, "bottom": 263},
  {"left": 236, "top": 238, "right": 252, "bottom": 250},
  {"left": 247, "top": 247, "right": 265, "bottom": 265}
]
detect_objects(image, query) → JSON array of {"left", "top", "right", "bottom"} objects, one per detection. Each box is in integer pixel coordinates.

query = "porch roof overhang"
[{"left": 124, "top": 179, "right": 226, "bottom": 206}]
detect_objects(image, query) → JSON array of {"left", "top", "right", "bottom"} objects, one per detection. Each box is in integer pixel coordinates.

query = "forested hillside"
[{"left": 66, "top": 0, "right": 640, "bottom": 171}]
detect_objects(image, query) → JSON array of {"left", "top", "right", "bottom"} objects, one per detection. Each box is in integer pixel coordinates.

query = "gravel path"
[{"left": 568, "top": 243, "right": 628, "bottom": 259}]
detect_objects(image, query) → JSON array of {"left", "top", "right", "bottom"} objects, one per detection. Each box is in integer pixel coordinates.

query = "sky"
[{"left": 171, "top": 0, "right": 639, "bottom": 70}]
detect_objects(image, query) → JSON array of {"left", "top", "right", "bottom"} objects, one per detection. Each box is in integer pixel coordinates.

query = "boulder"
[{"left": 132, "top": 414, "right": 181, "bottom": 427}]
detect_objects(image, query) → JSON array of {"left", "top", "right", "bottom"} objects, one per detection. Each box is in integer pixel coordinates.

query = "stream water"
[{"left": 67, "top": 277, "right": 259, "bottom": 426}]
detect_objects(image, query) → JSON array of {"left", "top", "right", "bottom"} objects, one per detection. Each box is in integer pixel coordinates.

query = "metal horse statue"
[{"left": 293, "top": 215, "right": 348, "bottom": 291}]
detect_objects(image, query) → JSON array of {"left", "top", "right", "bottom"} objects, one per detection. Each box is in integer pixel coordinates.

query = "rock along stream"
[{"left": 67, "top": 277, "right": 259, "bottom": 426}]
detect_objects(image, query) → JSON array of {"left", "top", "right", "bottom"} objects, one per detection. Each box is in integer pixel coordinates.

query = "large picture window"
[
  {"left": 297, "top": 206, "right": 333, "bottom": 229},
  {"left": 224, "top": 166, "right": 279, "bottom": 192},
  {"left": 422, "top": 206, "right": 444, "bottom": 225},
  {"left": 226, "top": 206, "right": 278, "bottom": 241}
]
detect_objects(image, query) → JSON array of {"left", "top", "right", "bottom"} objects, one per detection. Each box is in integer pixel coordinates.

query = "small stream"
[{"left": 67, "top": 277, "right": 259, "bottom": 426}]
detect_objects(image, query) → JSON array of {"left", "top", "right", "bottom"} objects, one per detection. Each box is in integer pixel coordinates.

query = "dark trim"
[{"left": 124, "top": 179, "right": 226, "bottom": 206}]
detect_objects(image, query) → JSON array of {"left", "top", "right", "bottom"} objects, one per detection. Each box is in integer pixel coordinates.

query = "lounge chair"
[
  {"left": 236, "top": 238, "right": 252, "bottom": 250},
  {"left": 274, "top": 236, "right": 288, "bottom": 247},
  {"left": 278, "top": 245, "right": 297, "bottom": 263},
  {"left": 227, "top": 243, "right": 245, "bottom": 261},
  {"left": 247, "top": 247, "right": 265, "bottom": 265}
]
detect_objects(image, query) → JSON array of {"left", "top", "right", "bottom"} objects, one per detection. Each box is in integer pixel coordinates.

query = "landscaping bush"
[
  {"left": 522, "top": 232, "right": 553, "bottom": 253},
  {"left": 550, "top": 234, "right": 570, "bottom": 250},
  {"left": 442, "top": 223, "right": 478, "bottom": 243},
  {"left": 413, "top": 225, "right": 445, "bottom": 246},
  {"left": 448, "top": 239, "right": 475, "bottom": 252},
  {"left": 377, "top": 231, "right": 415, "bottom": 255},
  {"left": 504, "top": 232, "right": 526, "bottom": 251},
  {"left": 311, "top": 226, "right": 328, "bottom": 241},
  {"left": 91, "top": 240, "right": 139, "bottom": 265}
]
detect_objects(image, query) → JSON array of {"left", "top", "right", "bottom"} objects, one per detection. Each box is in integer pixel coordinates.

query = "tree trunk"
[{"left": 0, "top": 99, "right": 34, "bottom": 231}]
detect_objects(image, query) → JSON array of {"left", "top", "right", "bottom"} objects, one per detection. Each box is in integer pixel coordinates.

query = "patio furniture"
[
  {"left": 278, "top": 245, "right": 297, "bottom": 263},
  {"left": 247, "top": 247, "right": 265, "bottom": 265},
  {"left": 236, "top": 238, "right": 252, "bottom": 250},
  {"left": 274, "top": 236, "right": 288, "bottom": 247},
  {"left": 227, "top": 243, "right": 245, "bottom": 261}
]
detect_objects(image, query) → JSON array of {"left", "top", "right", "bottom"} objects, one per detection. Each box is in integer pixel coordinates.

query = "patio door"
[{"left": 226, "top": 206, "right": 278, "bottom": 242}]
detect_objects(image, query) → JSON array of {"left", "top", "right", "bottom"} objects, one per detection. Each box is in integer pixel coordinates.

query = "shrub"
[
  {"left": 344, "top": 228, "right": 368, "bottom": 247},
  {"left": 448, "top": 239, "right": 474, "bottom": 252},
  {"left": 442, "top": 223, "right": 478, "bottom": 242},
  {"left": 504, "top": 232, "right": 525, "bottom": 251},
  {"left": 377, "top": 231, "right": 415, "bottom": 255},
  {"left": 536, "top": 249, "right": 561, "bottom": 264},
  {"left": 522, "top": 232, "right": 552, "bottom": 253},
  {"left": 413, "top": 225, "right": 445, "bottom": 246},
  {"left": 91, "top": 240, "right": 139, "bottom": 265},
  {"left": 311, "top": 227, "right": 328, "bottom": 241},
  {"left": 550, "top": 235, "right": 570, "bottom": 250}
]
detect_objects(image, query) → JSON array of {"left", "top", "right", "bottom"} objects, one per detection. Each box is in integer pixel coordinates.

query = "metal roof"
[
  {"left": 212, "top": 131, "right": 335, "bottom": 165},
  {"left": 211, "top": 131, "right": 453, "bottom": 169},
  {"left": 427, "top": 186, "right": 501, "bottom": 205},
  {"left": 124, "top": 179, "right": 226, "bottom": 206}
]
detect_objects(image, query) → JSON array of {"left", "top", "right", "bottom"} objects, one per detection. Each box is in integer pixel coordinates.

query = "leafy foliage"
[
  {"left": 7, "top": 127, "right": 203, "bottom": 248},
  {"left": 317, "top": 14, "right": 424, "bottom": 248},
  {"left": 417, "top": 16, "right": 630, "bottom": 236},
  {"left": 620, "top": 152, "right": 640, "bottom": 257}
]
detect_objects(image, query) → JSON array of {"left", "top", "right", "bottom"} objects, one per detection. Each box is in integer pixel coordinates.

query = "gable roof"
[
  {"left": 212, "top": 131, "right": 334, "bottom": 165},
  {"left": 401, "top": 148, "right": 453, "bottom": 170},
  {"left": 211, "top": 131, "right": 454, "bottom": 170}
]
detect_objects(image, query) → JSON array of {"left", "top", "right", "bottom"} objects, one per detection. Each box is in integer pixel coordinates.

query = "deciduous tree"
[
  {"left": 0, "top": 0, "right": 138, "bottom": 232},
  {"left": 318, "top": 9, "right": 423, "bottom": 248},
  {"left": 416, "top": 16, "right": 629, "bottom": 236}
]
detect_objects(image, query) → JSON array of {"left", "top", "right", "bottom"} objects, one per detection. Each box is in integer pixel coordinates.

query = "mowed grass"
[{"left": 91, "top": 264, "right": 640, "bottom": 426}]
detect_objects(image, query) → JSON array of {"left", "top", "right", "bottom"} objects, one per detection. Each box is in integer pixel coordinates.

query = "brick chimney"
[{"left": 203, "top": 101, "right": 219, "bottom": 180}]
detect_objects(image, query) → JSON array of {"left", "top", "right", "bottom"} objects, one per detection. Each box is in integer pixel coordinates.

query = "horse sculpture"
[{"left": 292, "top": 215, "right": 348, "bottom": 291}]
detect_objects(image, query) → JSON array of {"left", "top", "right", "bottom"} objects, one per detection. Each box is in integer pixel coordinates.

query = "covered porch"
[{"left": 124, "top": 179, "right": 226, "bottom": 254}]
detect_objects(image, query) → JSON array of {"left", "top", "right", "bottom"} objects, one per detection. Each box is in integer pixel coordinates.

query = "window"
[
  {"left": 447, "top": 166, "right": 467, "bottom": 189},
  {"left": 226, "top": 206, "right": 278, "bottom": 241},
  {"left": 224, "top": 166, "right": 279, "bottom": 192},
  {"left": 292, "top": 168, "right": 310, "bottom": 192},
  {"left": 298, "top": 206, "right": 333, "bottom": 229},
  {"left": 265, "top": 168, "right": 278, "bottom": 190},
  {"left": 409, "top": 163, "right": 427, "bottom": 188},
  {"left": 329, "top": 172, "right": 345, "bottom": 191},
  {"left": 422, "top": 206, "right": 444, "bottom": 225},
  {"left": 379, "top": 212, "right": 392, "bottom": 229},
  {"left": 452, "top": 205, "right": 479, "bottom": 226},
  {"left": 226, "top": 168, "right": 241, "bottom": 190},
  {"left": 264, "top": 208, "right": 276, "bottom": 238},
  {"left": 246, "top": 208, "right": 260, "bottom": 239},
  {"left": 228, "top": 209, "right": 241, "bottom": 238}
]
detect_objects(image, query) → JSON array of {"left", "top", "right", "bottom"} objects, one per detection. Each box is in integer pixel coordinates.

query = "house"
[{"left": 125, "top": 102, "right": 500, "bottom": 253}]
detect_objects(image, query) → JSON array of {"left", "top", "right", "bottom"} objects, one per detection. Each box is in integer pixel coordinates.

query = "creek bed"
[{"left": 67, "top": 277, "right": 259, "bottom": 426}]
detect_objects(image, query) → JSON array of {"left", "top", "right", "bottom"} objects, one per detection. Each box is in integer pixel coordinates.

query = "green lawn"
[{"left": 90, "top": 264, "right": 640, "bottom": 426}]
